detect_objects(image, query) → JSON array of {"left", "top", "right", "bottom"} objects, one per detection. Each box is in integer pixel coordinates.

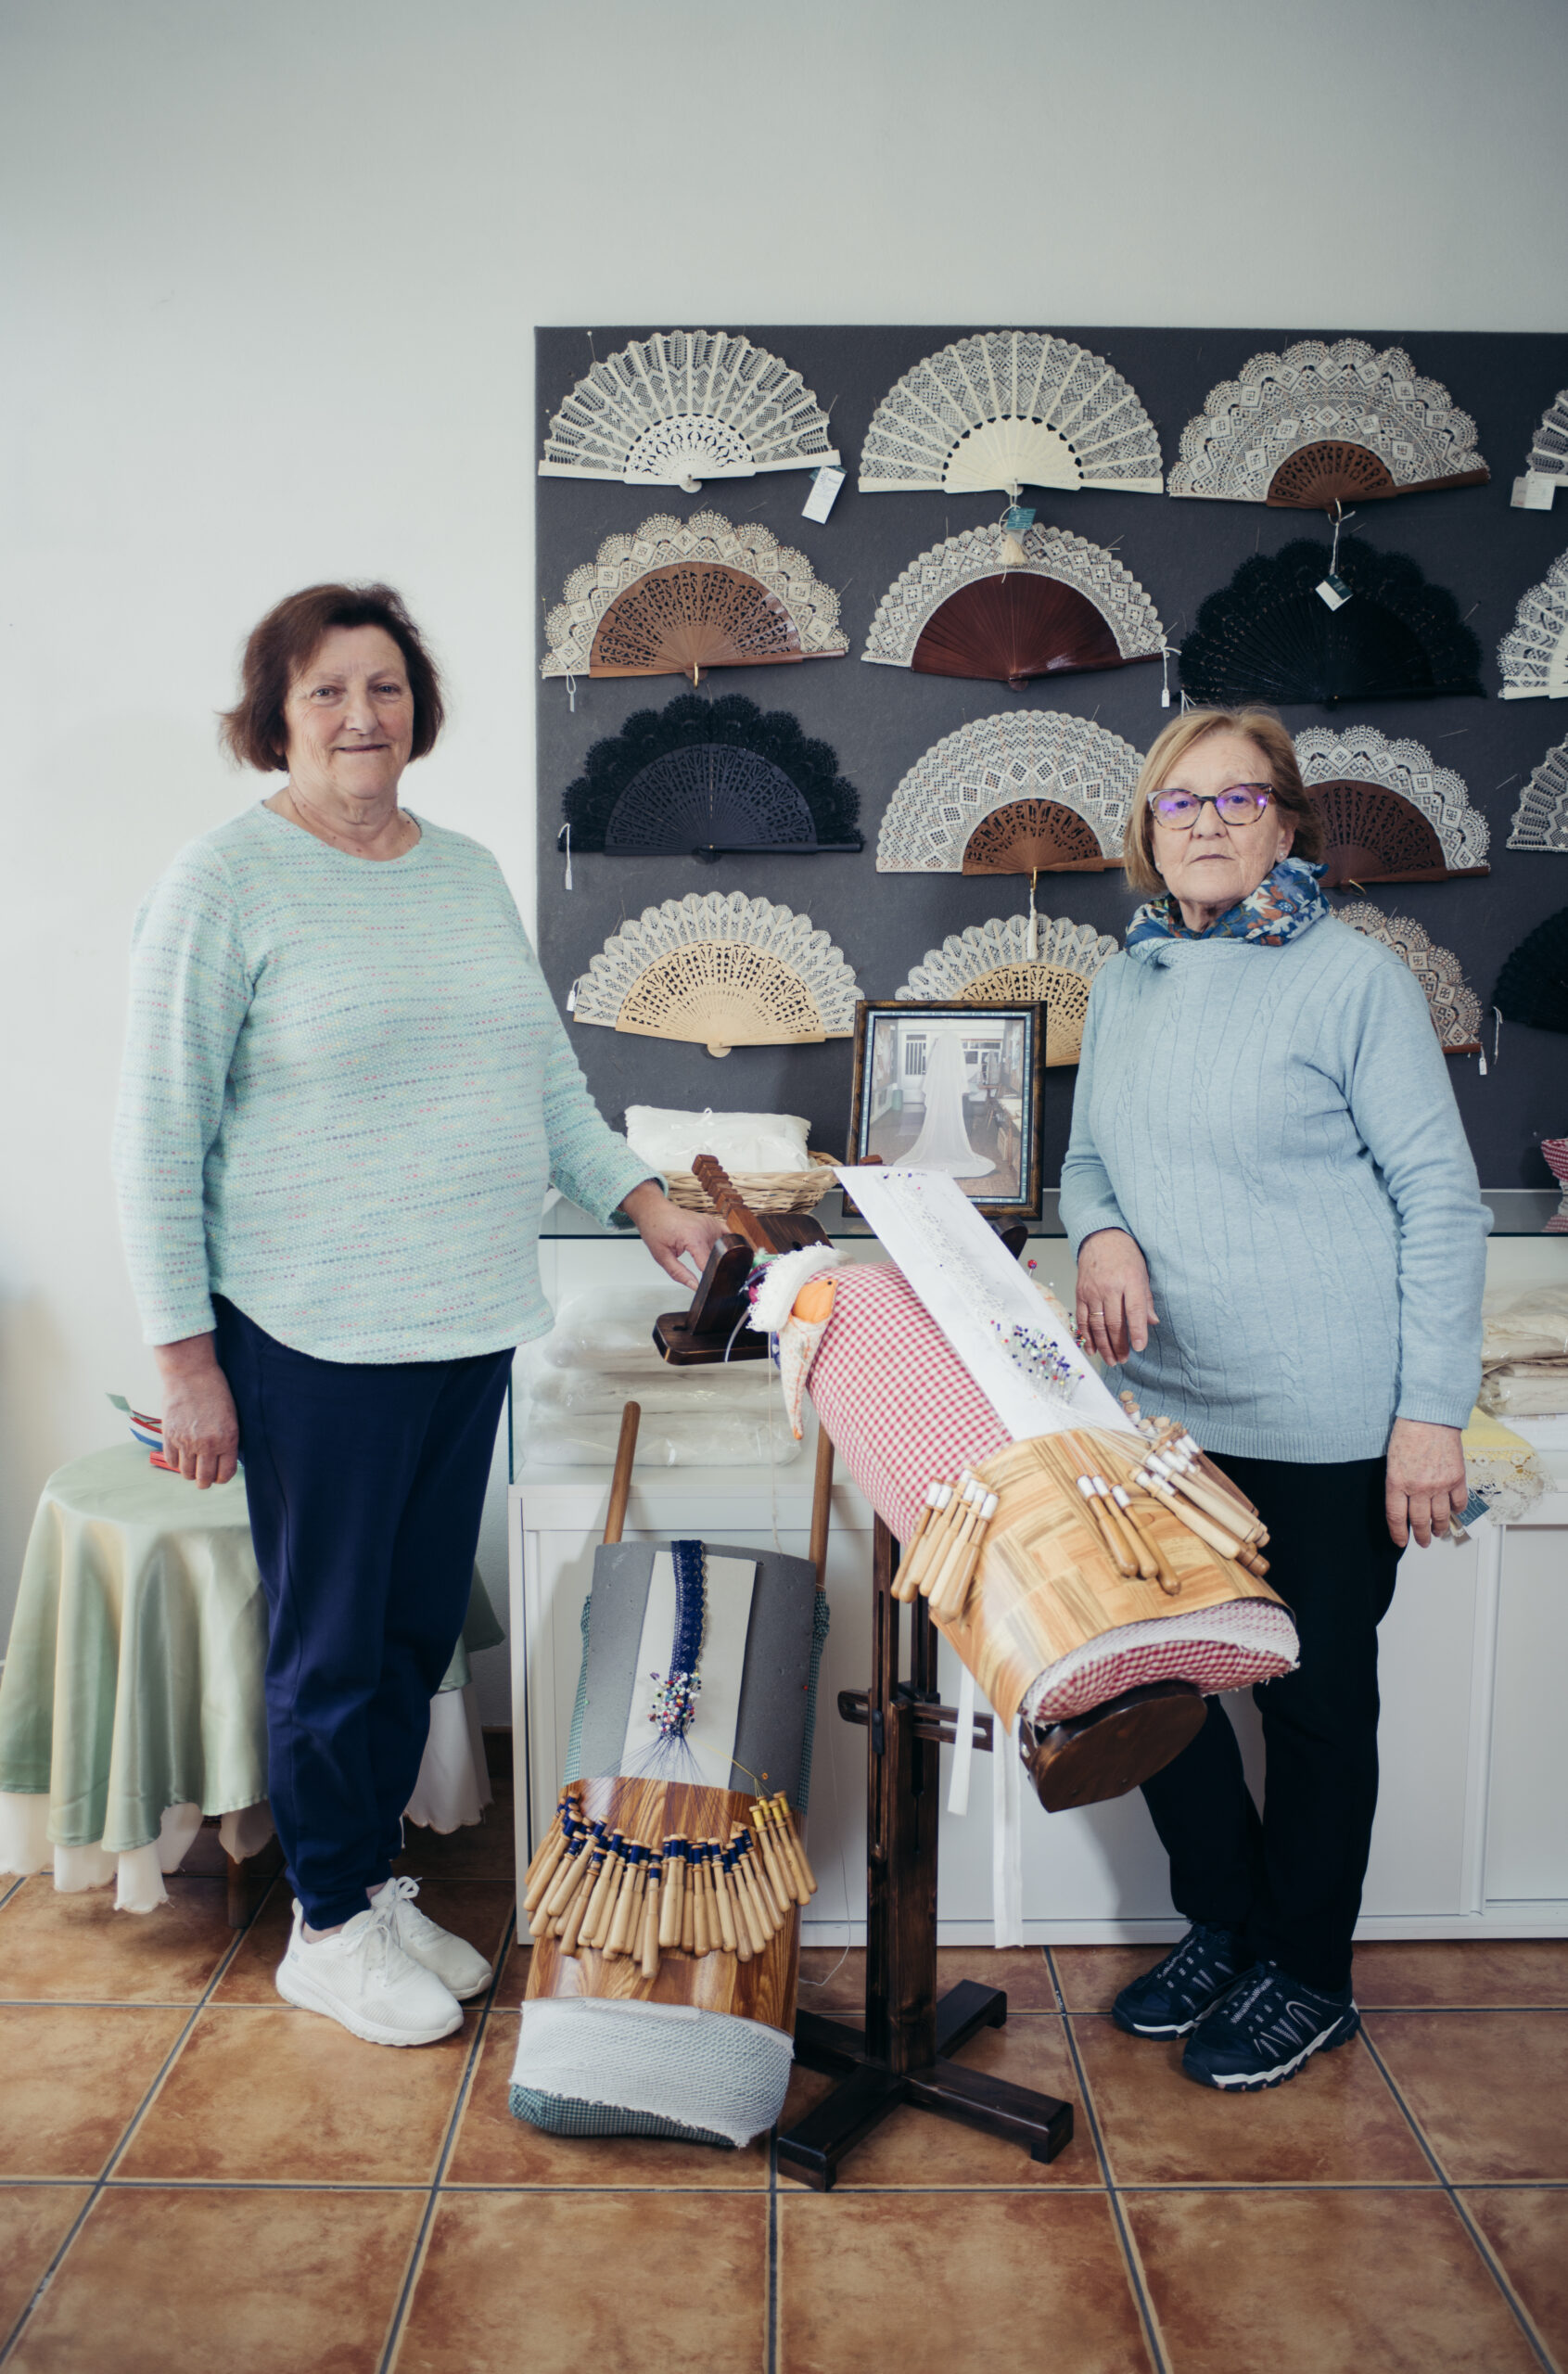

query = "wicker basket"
[{"left": 662, "top": 1150, "right": 841, "bottom": 1215}]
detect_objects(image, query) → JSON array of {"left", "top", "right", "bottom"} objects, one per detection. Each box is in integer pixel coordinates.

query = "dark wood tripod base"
[{"left": 777, "top": 1516, "right": 1075, "bottom": 2192}]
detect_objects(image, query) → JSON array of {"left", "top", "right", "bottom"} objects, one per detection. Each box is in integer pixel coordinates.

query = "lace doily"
[
  {"left": 1169, "top": 340, "right": 1489, "bottom": 508},
  {"left": 572, "top": 893, "right": 859, "bottom": 1057},
  {"left": 542, "top": 511, "right": 848, "bottom": 681},
  {"left": 1516, "top": 389, "right": 1568, "bottom": 505},
  {"left": 896, "top": 914, "right": 1120, "bottom": 1066},
  {"left": 1294, "top": 725, "right": 1490, "bottom": 881},
  {"left": 1508, "top": 734, "right": 1568, "bottom": 852},
  {"left": 859, "top": 333, "right": 1163, "bottom": 497},
  {"left": 1498, "top": 548, "right": 1568, "bottom": 701},
  {"left": 876, "top": 710, "right": 1143, "bottom": 874},
  {"left": 540, "top": 332, "right": 839, "bottom": 491},
  {"left": 862, "top": 523, "right": 1164, "bottom": 681},
  {"left": 1336, "top": 902, "right": 1483, "bottom": 1053}
]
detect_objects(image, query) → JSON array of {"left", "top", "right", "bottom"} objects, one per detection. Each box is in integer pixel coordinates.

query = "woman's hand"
[
  {"left": 1075, "top": 1229, "right": 1159, "bottom": 1365},
  {"left": 620, "top": 1181, "right": 730, "bottom": 1289},
  {"left": 1385, "top": 1417, "right": 1467, "bottom": 1550},
  {"left": 152, "top": 1334, "right": 240, "bottom": 1488}
]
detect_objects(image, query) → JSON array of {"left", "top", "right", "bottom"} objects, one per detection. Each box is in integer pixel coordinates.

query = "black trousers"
[{"left": 1139, "top": 1454, "right": 1400, "bottom": 1994}]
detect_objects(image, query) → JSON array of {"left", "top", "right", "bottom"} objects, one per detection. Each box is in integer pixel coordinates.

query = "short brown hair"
[
  {"left": 220, "top": 582, "right": 445, "bottom": 772},
  {"left": 1121, "top": 706, "right": 1324, "bottom": 894}
]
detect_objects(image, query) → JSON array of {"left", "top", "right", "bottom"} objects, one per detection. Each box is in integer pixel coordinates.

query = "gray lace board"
[
  {"left": 569, "top": 1540, "right": 821, "bottom": 1806},
  {"left": 538, "top": 326, "right": 1568, "bottom": 1188}
]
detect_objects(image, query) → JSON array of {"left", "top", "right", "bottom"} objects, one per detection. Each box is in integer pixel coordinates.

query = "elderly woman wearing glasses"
[{"left": 1060, "top": 706, "right": 1487, "bottom": 2094}]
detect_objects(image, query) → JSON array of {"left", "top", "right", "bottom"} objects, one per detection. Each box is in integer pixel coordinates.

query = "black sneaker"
[
  {"left": 1181, "top": 1961, "right": 1359, "bottom": 2091},
  {"left": 1112, "top": 1923, "right": 1251, "bottom": 2038}
]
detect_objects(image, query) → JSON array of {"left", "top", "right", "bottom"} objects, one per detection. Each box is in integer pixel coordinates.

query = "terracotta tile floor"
[{"left": 1, "top": 1794, "right": 1565, "bottom": 2373}]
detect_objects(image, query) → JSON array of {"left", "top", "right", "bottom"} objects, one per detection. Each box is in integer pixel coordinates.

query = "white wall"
[{"left": 3, "top": 0, "right": 1566, "bottom": 1668}]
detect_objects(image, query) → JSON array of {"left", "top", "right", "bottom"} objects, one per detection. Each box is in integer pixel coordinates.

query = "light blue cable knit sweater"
[
  {"left": 1059, "top": 911, "right": 1489, "bottom": 1462},
  {"left": 112, "top": 804, "right": 655, "bottom": 1362}
]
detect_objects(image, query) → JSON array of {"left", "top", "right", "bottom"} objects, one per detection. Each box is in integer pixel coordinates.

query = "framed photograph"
[{"left": 845, "top": 999, "right": 1045, "bottom": 1220}]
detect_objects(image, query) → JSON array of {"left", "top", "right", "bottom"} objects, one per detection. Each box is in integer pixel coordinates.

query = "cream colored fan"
[
  {"left": 1512, "top": 389, "right": 1567, "bottom": 509},
  {"left": 1508, "top": 734, "right": 1568, "bottom": 852},
  {"left": 876, "top": 709, "right": 1143, "bottom": 874},
  {"left": 572, "top": 893, "right": 860, "bottom": 1058},
  {"left": 542, "top": 511, "right": 848, "bottom": 682},
  {"left": 897, "top": 915, "right": 1120, "bottom": 1067},
  {"left": 1294, "top": 724, "right": 1490, "bottom": 880},
  {"left": 1498, "top": 549, "right": 1568, "bottom": 700},
  {"left": 1336, "top": 905, "right": 1483, "bottom": 1053},
  {"left": 1170, "top": 340, "right": 1488, "bottom": 509},
  {"left": 540, "top": 332, "right": 840, "bottom": 491},
  {"left": 859, "top": 334, "right": 1163, "bottom": 498}
]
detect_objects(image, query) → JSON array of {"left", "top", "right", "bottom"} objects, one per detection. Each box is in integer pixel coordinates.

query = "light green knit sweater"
[{"left": 112, "top": 804, "right": 653, "bottom": 1362}]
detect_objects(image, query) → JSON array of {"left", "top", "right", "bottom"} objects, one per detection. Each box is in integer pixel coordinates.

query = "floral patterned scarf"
[{"left": 1125, "top": 857, "right": 1330, "bottom": 951}]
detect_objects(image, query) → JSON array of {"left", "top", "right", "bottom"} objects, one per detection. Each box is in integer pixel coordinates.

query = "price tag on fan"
[
  {"left": 1316, "top": 572, "right": 1353, "bottom": 610},
  {"left": 801, "top": 466, "right": 846, "bottom": 523},
  {"left": 1512, "top": 473, "right": 1558, "bottom": 511},
  {"left": 1002, "top": 504, "right": 1036, "bottom": 532}
]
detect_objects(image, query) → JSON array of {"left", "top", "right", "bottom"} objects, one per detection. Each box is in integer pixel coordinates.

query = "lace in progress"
[
  {"left": 542, "top": 512, "right": 848, "bottom": 681},
  {"left": 859, "top": 333, "right": 1163, "bottom": 496},
  {"left": 1294, "top": 724, "right": 1490, "bottom": 883},
  {"left": 1498, "top": 549, "right": 1568, "bottom": 700},
  {"left": 1168, "top": 340, "right": 1489, "bottom": 508},
  {"left": 896, "top": 914, "right": 1120, "bottom": 1067},
  {"left": 862, "top": 522, "right": 1165, "bottom": 686},
  {"left": 572, "top": 892, "right": 859, "bottom": 1057},
  {"left": 540, "top": 331, "right": 839, "bottom": 491},
  {"left": 876, "top": 709, "right": 1143, "bottom": 874},
  {"left": 1336, "top": 903, "right": 1483, "bottom": 1053},
  {"left": 1508, "top": 734, "right": 1568, "bottom": 852}
]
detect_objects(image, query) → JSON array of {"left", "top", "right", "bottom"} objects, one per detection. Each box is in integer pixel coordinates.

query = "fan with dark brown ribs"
[
  {"left": 960, "top": 798, "right": 1116, "bottom": 874},
  {"left": 588, "top": 563, "right": 805, "bottom": 678},
  {"left": 911, "top": 573, "right": 1137, "bottom": 690},
  {"left": 1266, "top": 439, "right": 1490, "bottom": 509},
  {"left": 1311, "top": 780, "right": 1486, "bottom": 886}
]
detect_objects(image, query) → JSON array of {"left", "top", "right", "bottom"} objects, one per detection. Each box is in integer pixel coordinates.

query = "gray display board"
[{"left": 536, "top": 325, "right": 1568, "bottom": 1188}]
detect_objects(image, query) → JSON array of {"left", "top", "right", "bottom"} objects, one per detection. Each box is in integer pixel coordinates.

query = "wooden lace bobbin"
[
  {"left": 729, "top": 1837, "right": 771, "bottom": 1954},
  {"left": 522, "top": 1800, "right": 576, "bottom": 1913},
  {"left": 715, "top": 1852, "right": 752, "bottom": 1961},
  {"left": 772, "top": 1796, "right": 820, "bottom": 1897},
  {"left": 892, "top": 1482, "right": 949, "bottom": 1602},
  {"left": 924, "top": 1483, "right": 984, "bottom": 1615},
  {"left": 1112, "top": 1487, "right": 1180, "bottom": 1595},
  {"left": 657, "top": 1837, "right": 684, "bottom": 1949},
  {"left": 640, "top": 1864, "right": 662, "bottom": 1982},
  {"left": 542, "top": 1842, "right": 595, "bottom": 1935},
  {"left": 578, "top": 1835, "right": 626, "bottom": 1950},
  {"left": 557, "top": 1849, "right": 604, "bottom": 1958},
  {"left": 735, "top": 1835, "right": 779, "bottom": 1943},
  {"left": 708, "top": 1845, "right": 740, "bottom": 1952},
  {"left": 1090, "top": 1475, "right": 1153, "bottom": 1579},
  {"left": 681, "top": 1855, "right": 698, "bottom": 1956},
  {"left": 605, "top": 1853, "right": 647, "bottom": 1961},
  {"left": 751, "top": 1810, "right": 794, "bottom": 1920},
  {"left": 763, "top": 1799, "right": 813, "bottom": 1903},
  {"left": 691, "top": 1851, "right": 711, "bottom": 1958},
  {"left": 1135, "top": 1468, "right": 1252, "bottom": 1566},
  {"left": 524, "top": 1778, "right": 798, "bottom": 2031}
]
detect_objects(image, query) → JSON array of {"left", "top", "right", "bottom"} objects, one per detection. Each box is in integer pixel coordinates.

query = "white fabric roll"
[{"left": 510, "top": 1997, "right": 793, "bottom": 2150}]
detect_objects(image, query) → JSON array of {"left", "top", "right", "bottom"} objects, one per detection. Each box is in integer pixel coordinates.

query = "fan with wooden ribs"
[
  {"left": 571, "top": 892, "right": 860, "bottom": 1059},
  {"left": 1336, "top": 904, "right": 1484, "bottom": 1053},
  {"left": 863, "top": 523, "right": 1165, "bottom": 691},
  {"left": 896, "top": 915, "right": 1121, "bottom": 1067},
  {"left": 1294, "top": 724, "right": 1490, "bottom": 885},
  {"left": 876, "top": 710, "right": 1143, "bottom": 876},
  {"left": 559, "top": 693, "right": 862, "bottom": 862}
]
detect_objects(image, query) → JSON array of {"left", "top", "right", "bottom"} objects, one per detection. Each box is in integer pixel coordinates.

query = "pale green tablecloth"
[{"left": 0, "top": 1445, "right": 502, "bottom": 1855}]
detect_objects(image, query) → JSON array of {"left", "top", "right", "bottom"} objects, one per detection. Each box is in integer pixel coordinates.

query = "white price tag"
[
  {"left": 1316, "top": 573, "right": 1352, "bottom": 611},
  {"left": 801, "top": 466, "right": 845, "bottom": 523},
  {"left": 1511, "top": 472, "right": 1558, "bottom": 511}
]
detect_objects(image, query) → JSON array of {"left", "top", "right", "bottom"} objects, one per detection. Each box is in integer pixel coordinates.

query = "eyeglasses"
[{"left": 1147, "top": 783, "right": 1275, "bottom": 830}]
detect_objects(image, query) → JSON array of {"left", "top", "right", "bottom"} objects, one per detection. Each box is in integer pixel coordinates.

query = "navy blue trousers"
[
  {"left": 214, "top": 1299, "right": 512, "bottom": 1930},
  {"left": 1138, "top": 1455, "right": 1400, "bottom": 1995}
]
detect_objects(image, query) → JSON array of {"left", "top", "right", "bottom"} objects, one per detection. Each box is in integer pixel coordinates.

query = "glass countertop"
[{"left": 541, "top": 1189, "right": 1568, "bottom": 1241}]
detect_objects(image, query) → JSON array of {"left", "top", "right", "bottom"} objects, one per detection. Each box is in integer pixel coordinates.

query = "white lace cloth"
[
  {"left": 510, "top": 1997, "right": 793, "bottom": 2150},
  {"left": 0, "top": 1681, "right": 491, "bottom": 1914}
]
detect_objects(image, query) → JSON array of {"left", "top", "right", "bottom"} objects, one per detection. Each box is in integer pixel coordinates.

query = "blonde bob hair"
[{"left": 1121, "top": 706, "right": 1324, "bottom": 895}]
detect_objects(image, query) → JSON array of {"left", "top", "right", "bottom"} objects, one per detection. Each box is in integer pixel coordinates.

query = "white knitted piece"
[
  {"left": 748, "top": 1244, "right": 843, "bottom": 1334},
  {"left": 511, "top": 1998, "right": 792, "bottom": 2149},
  {"left": 1022, "top": 1599, "right": 1299, "bottom": 1725}
]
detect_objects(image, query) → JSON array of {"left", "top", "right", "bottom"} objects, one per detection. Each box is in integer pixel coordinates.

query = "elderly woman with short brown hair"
[
  {"left": 1060, "top": 705, "right": 1487, "bottom": 2092},
  {"left": 113, "top": 582, "right": 722, "bottom": 2048}
]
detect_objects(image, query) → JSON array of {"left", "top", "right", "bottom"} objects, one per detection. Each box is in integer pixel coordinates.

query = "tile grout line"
[
  {"left": 0, "top": 1868, "right": 284, "bottom": 2369},
  {"left": 374, "top": 1904, "right": 517, "bottom": 2374},
  {"left": 1045, "top": 1947, "right": 1174, "bottom": 2374},
  {"left": 1356, "top": 2023, "right": 1559, "bottom": 2374}
]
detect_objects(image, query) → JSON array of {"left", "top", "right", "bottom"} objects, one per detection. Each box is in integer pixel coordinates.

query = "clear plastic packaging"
[{"left": 624, "top": 1106, "right": 811, "bottom": 1176}]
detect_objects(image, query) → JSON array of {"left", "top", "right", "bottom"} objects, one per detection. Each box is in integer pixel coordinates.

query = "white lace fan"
[
  {"left": 897, "top": 914, "right": 1120, "bottom": 1067},
  {"left": 876, "top": 709, "right": 1143, "bottom": 874},
  {"left": 1336, "top": 904, "right": 1483, "bottom": 1053},
  {"left": 540, "top": 332, "right": 840, "bottom": 491},
  {"left": 862, "top": 523, "right": 1165, "bottom": 686},
  {"left": 859, "top": 333, "right": 1163, "bottom": 498},
  {"left": 1508, "top": 734, "right": 1568, "bottom": 852},
  {"left": 542, "top": 510, "right": 848, "bottom": 682},
  {"left": 1511, "top": 389, "right": 1568, "bottom": 509},
  {"left": 1169, "top": 340, "right": 1488, "bottom": 509},
  {"left": 571, "top": 892, "right": 860, "bottom": 1058},
  {"left": 1294, "top": 724, "right": 1490, "bottom": 882},
  {"left": 1498, "top": 549, "right": 1568, "bottom": 700}
]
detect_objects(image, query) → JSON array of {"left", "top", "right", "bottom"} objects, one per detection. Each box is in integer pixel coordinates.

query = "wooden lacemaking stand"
[{"left": 655, "top": 1157, "right": 1074, "bottom": 2190}]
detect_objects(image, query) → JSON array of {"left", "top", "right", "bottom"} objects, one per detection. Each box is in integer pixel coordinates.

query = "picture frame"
[{"left": 845, "top": 999, "right": 1045, "bottom": 1220}]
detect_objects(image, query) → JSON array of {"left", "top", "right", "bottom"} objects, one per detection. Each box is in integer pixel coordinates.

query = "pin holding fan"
[
  {"left": 572, "top": 892, "right": 860, "bottom": 1058},
  {"left": 896, "top": 914, "right": 1120, "bottom": 1066},
  {"left": 560, "top": 693, "right": 862, "bottom": 861},
  {"left": 1179, "top": 536, "right": 1485, "bottom": 708},
  {"left": 1495, "top": 906, "right": 1568, "bottom": 1035},
  {"left": 863, "top": 523, "right": 1164, "bottom": 690}
]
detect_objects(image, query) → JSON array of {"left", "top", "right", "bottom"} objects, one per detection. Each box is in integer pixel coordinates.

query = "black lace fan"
[
  {"left": 1495, "top": 906, "right": 1568, "bottom": 1035},
  {"left": 559, "top": 692, "right": 863, "bottom": 862},
  {"left": 1179, "top": 535, "right": 1485, "bottom": 707}
]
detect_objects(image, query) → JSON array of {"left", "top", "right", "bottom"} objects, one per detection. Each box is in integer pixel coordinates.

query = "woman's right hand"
[
  {"left": 153, "top": 1334, "right": 240, "bottom": 1487},
  {"left": 1075, "top": 1230, "right": 1159, "bottom": 1365}
]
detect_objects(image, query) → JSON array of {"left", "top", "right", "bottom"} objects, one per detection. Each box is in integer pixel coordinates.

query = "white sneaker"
[
  {"left": 275, "top": 1897, "right": 464, "bottom": 2046},
  {"left": 368, "top": 1876, "right": 494, "bottom": 2001}
]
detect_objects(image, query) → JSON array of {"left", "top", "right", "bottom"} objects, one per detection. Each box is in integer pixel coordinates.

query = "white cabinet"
[{"left": 1484, "top": 1518, "right": 1568, "bottom": 1908}]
